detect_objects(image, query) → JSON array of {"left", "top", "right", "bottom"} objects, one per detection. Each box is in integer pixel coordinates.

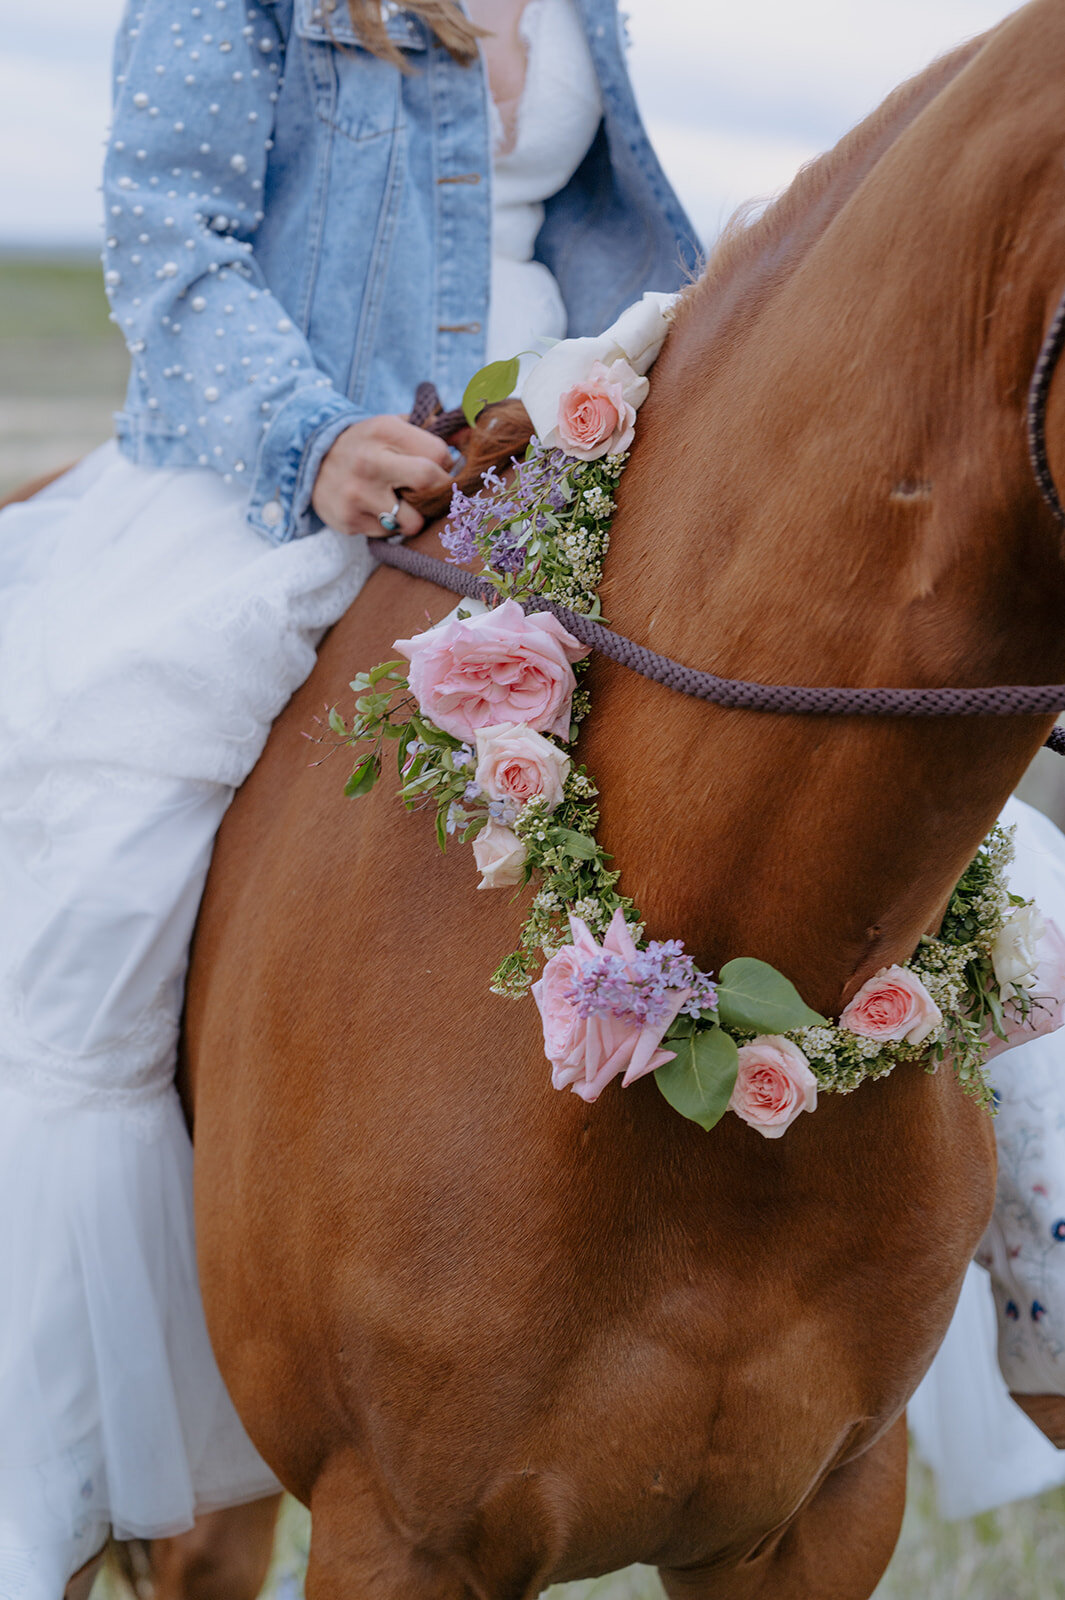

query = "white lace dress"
[{"left": 0, "top": 2, "right": 601, "bottom": 1592}]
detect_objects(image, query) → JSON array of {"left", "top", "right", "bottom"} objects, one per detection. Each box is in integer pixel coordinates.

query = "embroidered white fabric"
[
  {"left": 0, "top": 9, "right": 603, "bottom": 1581},
  {"left": 910, "top": 795, "right": 1065, "bottom": 1516}
]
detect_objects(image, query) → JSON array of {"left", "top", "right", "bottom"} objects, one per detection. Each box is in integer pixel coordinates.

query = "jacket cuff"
[{"left": 247, "top": 387, "right": 367, "bottom": 543}]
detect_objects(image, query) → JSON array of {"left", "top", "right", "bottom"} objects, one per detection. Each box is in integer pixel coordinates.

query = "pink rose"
[
  {"left": 556, "top": 359, "right": 642, "bottom": 461},
  {"left": 472, "top": 821, "right": 526, "bottom": 889},
  {"left": 474, "top": 723, "right": 570, "bottom": 812},
  {"left": 729, "top": 1036, "right": 818, "bottom": 1139},
  {"left": 533, "top": 909, "right": 686, "bottom": 1103},
  {"left": 394, "top": 598, "right": 588, "bottom": 743},
  {"left": 985, "top": 917, "right": 1065, "bottom": 1060},
  {"left": 839, "top": 965, "right": 943, "bottom": 1046}
]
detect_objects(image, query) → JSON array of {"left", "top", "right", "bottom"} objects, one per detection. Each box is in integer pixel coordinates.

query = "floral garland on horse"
[{"left": 331, "top": 295, "right": 1065, "bottom": 1137}]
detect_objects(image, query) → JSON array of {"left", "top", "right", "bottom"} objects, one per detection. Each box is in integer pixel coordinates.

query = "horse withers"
[{"left": 187, "top": 5, "right": 1065, "bottom": 1596}]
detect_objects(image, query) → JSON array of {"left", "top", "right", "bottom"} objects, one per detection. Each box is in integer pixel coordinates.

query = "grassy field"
[
  {"left": 0, "top": 253, "right": 128, "bottom": 494},
  {"left": 5, "top": 251, "right": 1065, "bottom": 1599}
]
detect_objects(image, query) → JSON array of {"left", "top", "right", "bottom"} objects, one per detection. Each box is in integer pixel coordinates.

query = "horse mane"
[
  {"left": 406, "top": 398, "right": 534, "bottom": 520},
  {"left": 408, "top": 24, "right": 995, "bottom": 525}
]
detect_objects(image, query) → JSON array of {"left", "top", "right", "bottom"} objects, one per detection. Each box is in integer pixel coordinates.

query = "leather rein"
[{"left": 372, "top": 294, "right": 1065, "bottom": 758}]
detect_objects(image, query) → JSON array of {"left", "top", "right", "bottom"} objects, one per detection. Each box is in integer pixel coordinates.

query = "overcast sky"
[{"left": 0, "top": 0, "right": 1022, "bottom": 249}]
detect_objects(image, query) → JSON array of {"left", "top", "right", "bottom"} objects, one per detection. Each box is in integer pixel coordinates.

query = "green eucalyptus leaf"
[
  {"left": 552, "top": 827, "right": 600, "bottom": 861},
  {"left": 367, "top": 660, "right": 405, "bottom": 684},
  {"left": 715, "top": 957, "right": 827, "bottom": 1035},
  {"left": 655, "top": 1025, "right": 739, "bottom": 1132},
  {"left": 435, "top": 805, "right": 448, "bottom": 853},
  {"left": 461, "top": 357, "right": 520, "bottom": 427},
  {"left": 344, "top": 754, "right": 379, "bottom": 799}
]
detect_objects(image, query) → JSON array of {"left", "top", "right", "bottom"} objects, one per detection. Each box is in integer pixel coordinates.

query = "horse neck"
[{"left": 583, "top": 0, "right": 1065, "bottom": 1015}]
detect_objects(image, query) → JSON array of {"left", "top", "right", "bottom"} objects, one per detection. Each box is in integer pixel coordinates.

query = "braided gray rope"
[
  {"left": 370, "top": 540, "right": 1065, "bottom": 727},
  {"left": 381, "top": 284, "right": 1065, "bottom": 749}
]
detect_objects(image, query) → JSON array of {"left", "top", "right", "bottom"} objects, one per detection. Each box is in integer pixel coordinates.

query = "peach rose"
[
  {"left": 555, "top": 358, "right": 642, "bottom": 461},
  {"left": 985, "top": 917, "right": 1065, "bottom": 1060},
  {"left": 839, "top": 965, "right": 943, "bottom": 1046},
  {"left": 474, "top": 723, "right": 570, "bottom": 812},
  {"left": 394, "top": 598, "right": 588, "bottom": 742},
  {"left": 472, "top": 821, "right": 526, "bottom": 889},
  {"left": 729, "top": 1036, "right": 818, "bottom": 1139},
  {"left": 533, "top": 910, "right": 685, "bottom": 1103},
  {"left": 521, "top": 290, "right": 677, "bottom": 446}
]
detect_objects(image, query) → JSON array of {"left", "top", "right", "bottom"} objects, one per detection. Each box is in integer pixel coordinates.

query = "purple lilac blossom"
[
  {"left": 441, "top": 442, "right": 572, "bottom": 567},
  {"left": 566, "top": 942, "right": 718, "bottom": 1029},
  {"left": 440, "top": 482, "right": 484, "bottom": 564},
  {"left": 488, "top": 527, "right": 528, "bottom": 575}
]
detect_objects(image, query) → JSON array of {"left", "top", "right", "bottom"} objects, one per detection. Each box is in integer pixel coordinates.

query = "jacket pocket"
[{"left": 294, "top": 0, "right": 426, "bottom": 142}]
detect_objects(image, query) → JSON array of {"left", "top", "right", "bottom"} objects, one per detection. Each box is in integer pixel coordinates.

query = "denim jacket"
[{"left": 104, "top": 0, "right": 698, "bottom": 542}]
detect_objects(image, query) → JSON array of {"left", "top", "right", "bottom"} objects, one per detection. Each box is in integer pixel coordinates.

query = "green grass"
[
  {"left": 0, "top": 254, "right": 120, "bottom": 340},
  {"left": 0, "top": 254, "right": 128, "bottom": 492}
]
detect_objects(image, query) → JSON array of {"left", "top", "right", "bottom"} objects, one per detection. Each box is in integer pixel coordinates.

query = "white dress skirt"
[
  {"left": 0, "top": 0, "right": 605, "bottom": 1584},
  {"left": 0, "top": 451, "right": 373, "bottom": 1557}
]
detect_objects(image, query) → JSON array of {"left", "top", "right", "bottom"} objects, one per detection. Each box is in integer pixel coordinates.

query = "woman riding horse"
[
  {"left": 188, "top": 3, "right": 1065, "bottom": 1597},
  {"left": 0, "top": 2, "right": 695, "bottom": 1595}
]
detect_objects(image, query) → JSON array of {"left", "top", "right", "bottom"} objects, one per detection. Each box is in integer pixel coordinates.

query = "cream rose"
[
  {"left": 729, "top": 1036, "right": 817, "bottom": 1139},
  {"left": 472, "top": 821, "right": 526, "bottom": 889},
  {"left": 985, "top": 917, "right": 1065, "bottom": 1058},
  {"left": 992, "top": 904, "right": 1046, "bottom": 1002},
  {"left": 474, "top": 723, "right": 570, "bottom": 812}
]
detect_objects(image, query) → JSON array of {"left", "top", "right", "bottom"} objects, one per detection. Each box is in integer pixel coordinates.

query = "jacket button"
[{"left": 262, "top": 500, "right": 283, "bottom": 528}]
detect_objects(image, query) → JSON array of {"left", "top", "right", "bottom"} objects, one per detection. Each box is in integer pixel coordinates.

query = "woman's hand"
[{"left": 312, "top": 415, "right": 453, "bottom": 537}]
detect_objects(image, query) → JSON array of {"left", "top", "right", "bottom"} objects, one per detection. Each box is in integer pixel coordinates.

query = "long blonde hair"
[{"left": 345, "top": 1, "right": 485, "bottom": 67}]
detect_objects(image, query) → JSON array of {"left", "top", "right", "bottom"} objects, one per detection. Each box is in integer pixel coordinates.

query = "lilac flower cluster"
[
  {"left": 440, "top": 440, "right": 573, "bottom": 575},
  {"left": 567, "top": 941, "right": 719, "bottom": 1029}
]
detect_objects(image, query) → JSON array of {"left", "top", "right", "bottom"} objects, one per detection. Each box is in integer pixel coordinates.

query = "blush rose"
[
  {"left": 555, "top": 359, "right": 644, "bottom": 461},
  {"left": 839, "top": 965, "right": 943, "bottom": 1047},
  {"left": 474, "top": 723, "right": 570, "bottom": 812},
  {"left": 394, "top": 598, "right": 588, "bottom": 743},
  {"left": 533, "top": 910, "right": 686, "bottom": 1103},
  {"left": 729, "top": 1036, "right": 818, "bottom": 1139},
  {"left": 472, "top": 821, "right": 526, "bottom": 889}
]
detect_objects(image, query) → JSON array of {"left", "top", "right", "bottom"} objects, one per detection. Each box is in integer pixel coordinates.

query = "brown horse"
[{"left": 187, "top": 5, "right": 1065, "bottom": 1596}]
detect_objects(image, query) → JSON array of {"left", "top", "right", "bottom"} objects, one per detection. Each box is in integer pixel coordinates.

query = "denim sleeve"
[{"left": 104, "top": 0, "right": 365, "bottom": 542}]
